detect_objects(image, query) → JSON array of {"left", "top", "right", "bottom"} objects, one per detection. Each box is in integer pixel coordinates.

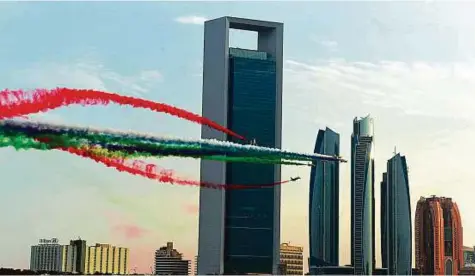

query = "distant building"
[
  {"left": 69, "top": 239, "right": 87, "bottom": 274},
  {"left": 30, "top": 238, "right": 63, "bottom": 272},
  {"left": 154, "top": 242, "right": 190, "bottom": 275},
  {"left": 308, "top": 127, "right": 340, "bottom": 274},
  {"left": 61, "top": 244, "right": 77, "bottom": 273},
  {"left": 415, "top": 196, "right": 463, "bottom": 275},
  {"left": 280, "top": 243, "right": 304, "bottom": 275},
  {"left": 460, "top": 267, "right": 475, "bottom": 275},
  {"left": 85, "top": 243, "right": 128, "bottom": 274},
  {"left": 278, "top": 263, "right": 288, "bottom": 274},
  {"left": 194, "top": 255, "right": 198, "bottom": 275},
  {"left": 351, "top": 115, "right": 375, "bottom": 275},
  {"left": 464, "top": 246, "right": 475, "bottom": 267},
  {"left": 381, "top": 153, "right": 412, "bottom": 275}
]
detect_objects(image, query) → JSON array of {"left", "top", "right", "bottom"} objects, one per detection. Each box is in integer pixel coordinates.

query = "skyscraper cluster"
[
  {"left": 29, "top": 238, "right": 129, "bottom": 274},
  {"left": 196, "top": 15, "right": 467, "bottom": 276},
  {"left": 309, "top": 118, "right": 466, "bottom": 275},
  {"left": 308, "top": 116, "right": 412, "bottom": 275}
]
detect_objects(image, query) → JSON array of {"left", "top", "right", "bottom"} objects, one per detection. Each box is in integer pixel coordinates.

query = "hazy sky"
[{"left": 2, "top": 1, "right": 475, "bottom": 273}]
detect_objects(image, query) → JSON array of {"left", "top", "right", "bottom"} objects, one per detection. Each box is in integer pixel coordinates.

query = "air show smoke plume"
[
  {"left": 0, "top": 87, "right": 346, "bottom": 189},
  {"left": 0, "top": 88, "right": 245, "bottom": 140}
]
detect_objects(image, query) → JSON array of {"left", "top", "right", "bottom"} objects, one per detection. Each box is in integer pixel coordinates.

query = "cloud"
[
  {"left": 309, "top": 35, "right": 339, "bottom": 52},
  {"left": 175, "top": 15, "right": 208, "bottom": 25},
  {"left": 284, "top": 59, "right": 475, "bottom": 123},
  {"left": 11, "top": 60, "right": 163, "bottom": 97}
]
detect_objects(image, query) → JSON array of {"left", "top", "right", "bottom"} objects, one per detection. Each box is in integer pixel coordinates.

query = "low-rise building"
[
  {"left": 154, "top": 242, "right": 190, "bottom": 275},
  {"left": 280, "top": 242, "right": 304, "bottom": 275}
]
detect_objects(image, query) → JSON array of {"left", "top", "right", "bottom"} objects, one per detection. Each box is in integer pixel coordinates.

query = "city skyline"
[
  {"left": 28, "top": 238, "right": 129, "bottom": 275},
  {"left": 2, "top": 1, "right": 475, "bottom": 274}
]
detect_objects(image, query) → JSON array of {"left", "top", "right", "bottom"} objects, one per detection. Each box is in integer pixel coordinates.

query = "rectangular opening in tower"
[{"left": 229, "top": 29, "right": 258, "bottom": 50}]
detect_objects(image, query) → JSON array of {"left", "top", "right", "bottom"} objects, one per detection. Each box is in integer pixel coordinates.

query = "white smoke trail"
[{"left": 0, "top": 119, "right": 346, "bottom": 162}]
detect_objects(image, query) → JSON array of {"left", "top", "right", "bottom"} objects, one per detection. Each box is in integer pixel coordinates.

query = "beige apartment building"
[
  {"left": 280, "top": 242, "right": 304, "bottom": 275},
  {"left": 85, "top": 243, "right": 129, "bottom": 274}
]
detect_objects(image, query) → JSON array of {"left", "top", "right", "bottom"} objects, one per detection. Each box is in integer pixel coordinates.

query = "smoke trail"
[
  {"left": 60, "top": 147, "right": 295, "bottom": 190},
  {"left": 0, "top": 119, "right": 344, "bottom": 163},
  {"left": 0, "top": 88, "right": 245, "bottom": 140},
  {"left": 0, "top": 132, "right": 312, "bottom": 166},
  {"left": 0, "top": 134, "right": 298, "bottom": 189}
]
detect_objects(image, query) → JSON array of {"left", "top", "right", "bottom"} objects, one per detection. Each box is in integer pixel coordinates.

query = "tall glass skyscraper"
[
  {"left": 381, "top": 153, "right": 412, "bottom": 275},
  {"left": 197, "top": 17, "right": 283, "bottom": 275},
  {"left": 309, "top": 127, "right": 340, "bottom": 273},
  {"left": 351, "top": 115, "right": 375, "bottom": 275}
]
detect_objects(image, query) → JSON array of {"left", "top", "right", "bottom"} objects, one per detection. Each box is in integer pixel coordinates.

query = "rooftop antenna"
[{"left": 394, "top": 146, "right": 397, "bottom": 155}]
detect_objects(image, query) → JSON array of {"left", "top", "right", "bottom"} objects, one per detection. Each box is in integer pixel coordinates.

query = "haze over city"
[{"left": 2, "top": 1, "right": 475, "bottom": 274}]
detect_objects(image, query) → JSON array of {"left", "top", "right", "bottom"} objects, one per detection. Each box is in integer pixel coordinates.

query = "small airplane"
[{"left": 290, "top": 176, "right": 301, "bottom": 181}]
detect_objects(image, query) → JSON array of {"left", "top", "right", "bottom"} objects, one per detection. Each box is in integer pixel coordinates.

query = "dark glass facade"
[
  {"left": 381, "top": 173, "right": 388, "bottom": 269},
  {"left": 309, "top": 128, "right": 340, "bottom": 273},
  {"left": 381, "top": 154, "right": 412, "bottom": 275},
  {"left": 351, "top": 116, "right": 375, "bottom": 275},
  {"left": 223, "top": 51, "right": 277, "bottom": 274},
  {"left": 70, "top": 239, "right": 87, "bottom": 274}
]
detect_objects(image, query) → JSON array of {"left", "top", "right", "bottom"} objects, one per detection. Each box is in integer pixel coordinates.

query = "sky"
[{"left": 2, "top": 1, "right": 475, "bottom": 273}]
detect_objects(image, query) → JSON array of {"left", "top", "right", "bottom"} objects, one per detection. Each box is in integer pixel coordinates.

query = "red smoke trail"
[
  {"left": 0, "top": 88, "right": 245, "bottom": 140},
  {"left": 60, "top": 147, "right": 290, "bottom": 190}
]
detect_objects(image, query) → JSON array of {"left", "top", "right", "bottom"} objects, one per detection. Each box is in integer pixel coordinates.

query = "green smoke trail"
[
  {"left": 0, "top": 120, "right": 329, "bottom": 163},
  {"left": 0, "top": 131, "right": 312, "bottom": 166},
  {"left": 58, "top": 131, "right": 315, "bottom": 162}
]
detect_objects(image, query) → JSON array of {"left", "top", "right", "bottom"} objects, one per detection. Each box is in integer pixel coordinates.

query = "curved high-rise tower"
[
  {"left": 308, "top": 127, "right": 340, "bottom": 273},
  {"left": 415, "top": 196, "right": 464, "bottom": 275},
  {"left": 381, "top": 153, "right": 412, "bottom": 275},
  {"left": 351, "top": 115, "right": 375, "bottom": 275}
]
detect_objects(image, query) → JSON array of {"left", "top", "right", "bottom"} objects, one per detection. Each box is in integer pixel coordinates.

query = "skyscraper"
[
  {"left": 381, "top": 153, "right": 412, "bottom": 275},
  {"left": 351, "top": 115, "right": 375, "bottom": 275},
  {"left": 198, "top": 16, "right": 283, "bottom": 275},
  {"left": 308, "top": 127, "right": 340, "bottom": 273},
  {"left": 415, "top": 196, "right": 464, "bottom": 275},
  {"left": 154, "top": 242, "right": 190, "bottom": 275}
]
